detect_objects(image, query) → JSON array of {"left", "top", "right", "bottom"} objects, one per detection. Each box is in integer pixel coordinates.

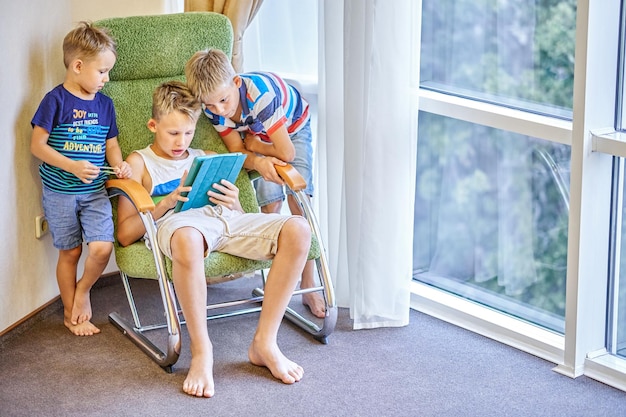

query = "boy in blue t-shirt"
[
  {"left": 30, "top": 21, "right": 131, "bottom": 336},
  {"left": 185, "top": 49, "right": 325, "bottom": 318}
]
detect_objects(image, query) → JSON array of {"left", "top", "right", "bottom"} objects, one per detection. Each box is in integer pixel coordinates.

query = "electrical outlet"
[{"left": 35, "top": 215, "right": 49, "bottom": 239}]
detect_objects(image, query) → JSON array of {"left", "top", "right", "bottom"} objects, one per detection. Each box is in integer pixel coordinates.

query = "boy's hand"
[
  {"left": 243, "top": 133, "right": 263, "bottom": 153},
  {"left": 72, "top": 160, "right": 100, "bottom": 184},
  {"left": 254, "top": 156, "right": 286, "bottom": 185},
  {"left": 209, "top": 179, "right": 244, "bottom": 212},
  {"left": 114, "top": 161, "right": 133, "bottom": 179},
  {"left": 163, "top": 171, "right": 192, "bottom": 210}
]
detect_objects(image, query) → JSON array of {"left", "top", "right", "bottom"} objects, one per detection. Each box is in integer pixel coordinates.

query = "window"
[
  {"left": 242, "top": 0, "right": 317, "bottom": 86},
  {"left": 413, "top": 0, "right": 626, "bottom": 390},
  {"left": 414, "top": 0, "right": 576, "bottom": 333},
  {"left": 414, "top": 113, "right": 570, "bottom": 332},
  {"left": 607, "top": 0, "right": 626, "bottom": 364},
  {"left": 248, "top": 0, "right": 626, "bottom": 391}
]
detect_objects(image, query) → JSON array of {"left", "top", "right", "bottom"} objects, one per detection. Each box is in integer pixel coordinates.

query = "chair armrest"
[
  {"left": 106, "top": 179, "right": 155, "bottom": 212},
  {"left": 275, "top": 164, "right": 307, "bottom": 192}
]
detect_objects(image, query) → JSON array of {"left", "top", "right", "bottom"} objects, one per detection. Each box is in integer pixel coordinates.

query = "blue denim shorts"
[
  {"left": 42, "top": 186, "right": 114, "bottom": 250},
  {"left": 254, "top": 119, "right": 314, "bottom": 207}
]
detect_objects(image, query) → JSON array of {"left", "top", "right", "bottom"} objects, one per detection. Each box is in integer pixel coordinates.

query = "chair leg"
[
  {"left": 255, "top": 190, "right": 338, "bottom": 342},
  {"left": 108, "top": 274, "right": 181, "bottom": 370},
  {"left": 252, "top": 269, "right": 337, "bottom": 343},
  {"left": 119, "top": 271, "right": 142, "bottom": 328},
  {"left": 108, "top": 215, "right": 182, "bottom": 371},
  {"left": 109, "top": 311, "right": 178, "bottom": 373}
]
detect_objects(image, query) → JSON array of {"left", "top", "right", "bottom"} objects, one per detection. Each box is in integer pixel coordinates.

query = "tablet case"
[{"left": 174, "top": 152, "right": 247, "bottom": 212}]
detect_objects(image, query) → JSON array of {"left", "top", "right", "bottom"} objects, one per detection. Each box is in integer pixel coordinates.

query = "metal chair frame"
[{"left": 106, "top": 176, "right": 337, "bottom": 372}]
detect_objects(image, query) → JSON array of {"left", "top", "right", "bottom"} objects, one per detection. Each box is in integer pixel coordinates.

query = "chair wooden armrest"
[
  {"left": 275, "top": 163, "right": 307, "bottom": 192},
  {"left": 248, "top": 163, "right": 306, "bottom": 192},
  {"left": 105, "top": 179, "right": 155, "bottom": 212}
]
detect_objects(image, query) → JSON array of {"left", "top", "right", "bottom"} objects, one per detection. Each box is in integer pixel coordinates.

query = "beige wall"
[
  {"left": 71, "top": 0, "right": 182, "bottom": 22},
  {"left": 0, "top": 0, "right": 181, "bottom": 333}
]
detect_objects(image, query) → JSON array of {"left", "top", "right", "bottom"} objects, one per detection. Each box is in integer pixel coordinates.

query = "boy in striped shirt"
[{"left": 185, "top": 49, "right": 325, "bottom": 318}]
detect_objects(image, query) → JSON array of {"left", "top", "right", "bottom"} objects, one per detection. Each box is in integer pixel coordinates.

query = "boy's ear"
[
  {"left": 233, "top": 75, "right": 242, "bottom": 87},
  {"left": 70, "top": 59, "right": 83, "bottom": 74},
  {"left": 147, "top": 118, "right": 157, "bottom": 133}
]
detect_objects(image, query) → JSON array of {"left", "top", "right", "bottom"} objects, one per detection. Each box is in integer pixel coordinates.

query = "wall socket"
[{"left": 35, "top": 215, "right": 49, "bottom": 239}]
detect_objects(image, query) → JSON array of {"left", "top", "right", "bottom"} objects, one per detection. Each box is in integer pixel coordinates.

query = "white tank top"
[{"left": 133, "top": 146, "right": 205, "bottom": 196}]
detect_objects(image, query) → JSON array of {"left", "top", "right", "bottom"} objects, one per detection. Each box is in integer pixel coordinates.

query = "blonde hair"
[
  {"left": 185, "top": 49, "right": 236, "bottom": 102},
  {"left": 152, "top": 80, "right": 202, "bottom": 122},
  {"left": 62, "top": 21, "right": 117, "bottom": 68}
]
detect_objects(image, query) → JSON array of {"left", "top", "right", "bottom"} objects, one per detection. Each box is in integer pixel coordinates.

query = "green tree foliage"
[{"left": 421, "top": 0, "right": 576, "bottom": 114}]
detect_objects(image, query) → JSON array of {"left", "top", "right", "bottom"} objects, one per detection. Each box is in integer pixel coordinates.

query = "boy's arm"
[
  {"left": 105, "top": 137, "right": 132, "bottom": 178},
  {"left": 116, "top": 153, "right": 192, "bottom": 247},
  {"left": 243, "top": 124, "right": 296, "bottom": 162},
  {"left": 116, "top": 153, "right": 150, "bottom": 246},
  {"left": 221, "top": 130, "right": 286, "bottom": 185},
  {"left": 30, "top": 125, "right": 100, "bottom": 184}
]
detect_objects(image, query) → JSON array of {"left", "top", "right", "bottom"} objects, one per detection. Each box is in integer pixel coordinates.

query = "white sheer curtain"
[
  {"left": 318, "top": 0, "right": 418, "bottom": 329},
  {"left": 244, "top": 0, "right": 418, "bottom": 329},
  {"left": 166, "top": 0, "right": 185, "bottom": 13}
]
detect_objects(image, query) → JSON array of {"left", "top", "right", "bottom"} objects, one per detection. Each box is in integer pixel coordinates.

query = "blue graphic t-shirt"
[{"left": 31, "top": 84, "right": 119, "bottom": 194}]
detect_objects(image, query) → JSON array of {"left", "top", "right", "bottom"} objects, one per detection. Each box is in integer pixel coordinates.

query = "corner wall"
[{"left": 0, "top": 0, "right": 181, "bottom": 334}]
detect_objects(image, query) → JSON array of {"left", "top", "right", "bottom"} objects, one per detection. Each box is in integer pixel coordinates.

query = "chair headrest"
[{"left": 95, "top": 12, "right": 233, "bottom": 81}]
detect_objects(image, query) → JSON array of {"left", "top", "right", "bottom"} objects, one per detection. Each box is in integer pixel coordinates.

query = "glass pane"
[
  {"left": 618, "top": 1, "right": 626, "bottom": 131},
  {"left": 420, "top": 0, "right": 576, "bottom": 119},
  {"left": 613, "top": 159, "right": 626, "bottom": 357},
  {"left": 413, "top": 112, "right": 570, "bottom": 332}
]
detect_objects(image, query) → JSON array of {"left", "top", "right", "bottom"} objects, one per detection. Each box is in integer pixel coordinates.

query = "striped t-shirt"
[
  {"left": 204, "top": 72, "right": 309, "bottom": 142},
  {"left": 31, "top": 84, "right": 119, "bottom": 194}
]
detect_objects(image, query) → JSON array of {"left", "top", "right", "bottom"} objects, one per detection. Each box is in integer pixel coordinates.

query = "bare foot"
[
  {"left": 70, "top": 288, "right": 92, "bottom": 325},
  {"left": 248, "top": 340, "right": 303, "bottom": 384},
  {"left": 183, "top": 352, "right": 215, "bottom": 398},
  {"left": 64, "top": 319, "right": 101, "bottom": 336},
  {"left": 302, "top": 292, "right": 326, "bottom": 318}
]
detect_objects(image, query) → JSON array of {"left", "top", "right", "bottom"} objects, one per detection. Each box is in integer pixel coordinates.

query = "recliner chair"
[{"left": 96, "top": 12, "right": 336, "bottom": 372}]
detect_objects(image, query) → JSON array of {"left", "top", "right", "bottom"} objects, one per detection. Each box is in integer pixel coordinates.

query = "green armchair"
[{"left": 96, "top": 12, "right": 336, "bottom": 372}]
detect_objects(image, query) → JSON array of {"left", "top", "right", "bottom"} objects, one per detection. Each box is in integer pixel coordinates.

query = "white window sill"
[
  {"left": 419, "top": 89, "right": 572, "bottom": 145},
  {"left": 592, "top": 128, "right": 626, "bottom": 157},
  {"left": 280, "top": 74, "right": 318, "bottom": 96},
  {"left": 410, "top": 280, "right": 565, "bottom": 365},
  {"left": 584, "top": 349, "right": 626, "bottom": 391}
]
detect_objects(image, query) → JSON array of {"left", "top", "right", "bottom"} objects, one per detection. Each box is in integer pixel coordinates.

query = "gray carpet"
[{"left": 1, "top": 274, "right": 625, "bottom": 417}]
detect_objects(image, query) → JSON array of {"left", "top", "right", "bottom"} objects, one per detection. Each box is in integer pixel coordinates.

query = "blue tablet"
[{"left": 173, "top": 152, "right": 247, "bottom": 213}]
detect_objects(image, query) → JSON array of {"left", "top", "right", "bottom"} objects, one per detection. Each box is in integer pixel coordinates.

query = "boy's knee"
[
  {"left": 261, "top": 200, "right": 283, "bottom": 214},
  {"left": 60, "top": 246, "right": 82, "bottom": 263},
  {"left": 281, "top": 217, "right": 311, "bottom": 252},
  {"left": 171, "top": 227, "right": 206, "bottom": 263},
  {"left": 88, "top": 241, "right": 113, "bottom": 262}
]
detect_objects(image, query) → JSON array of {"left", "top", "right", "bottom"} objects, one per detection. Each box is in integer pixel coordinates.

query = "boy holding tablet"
[{"left": 116, "top": 81, "right": 311, "bottom": 397}]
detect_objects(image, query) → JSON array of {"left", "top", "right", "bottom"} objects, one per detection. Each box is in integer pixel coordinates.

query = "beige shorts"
[{"left": 156, "top": 205, "right": 293, "bottom": 260}]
